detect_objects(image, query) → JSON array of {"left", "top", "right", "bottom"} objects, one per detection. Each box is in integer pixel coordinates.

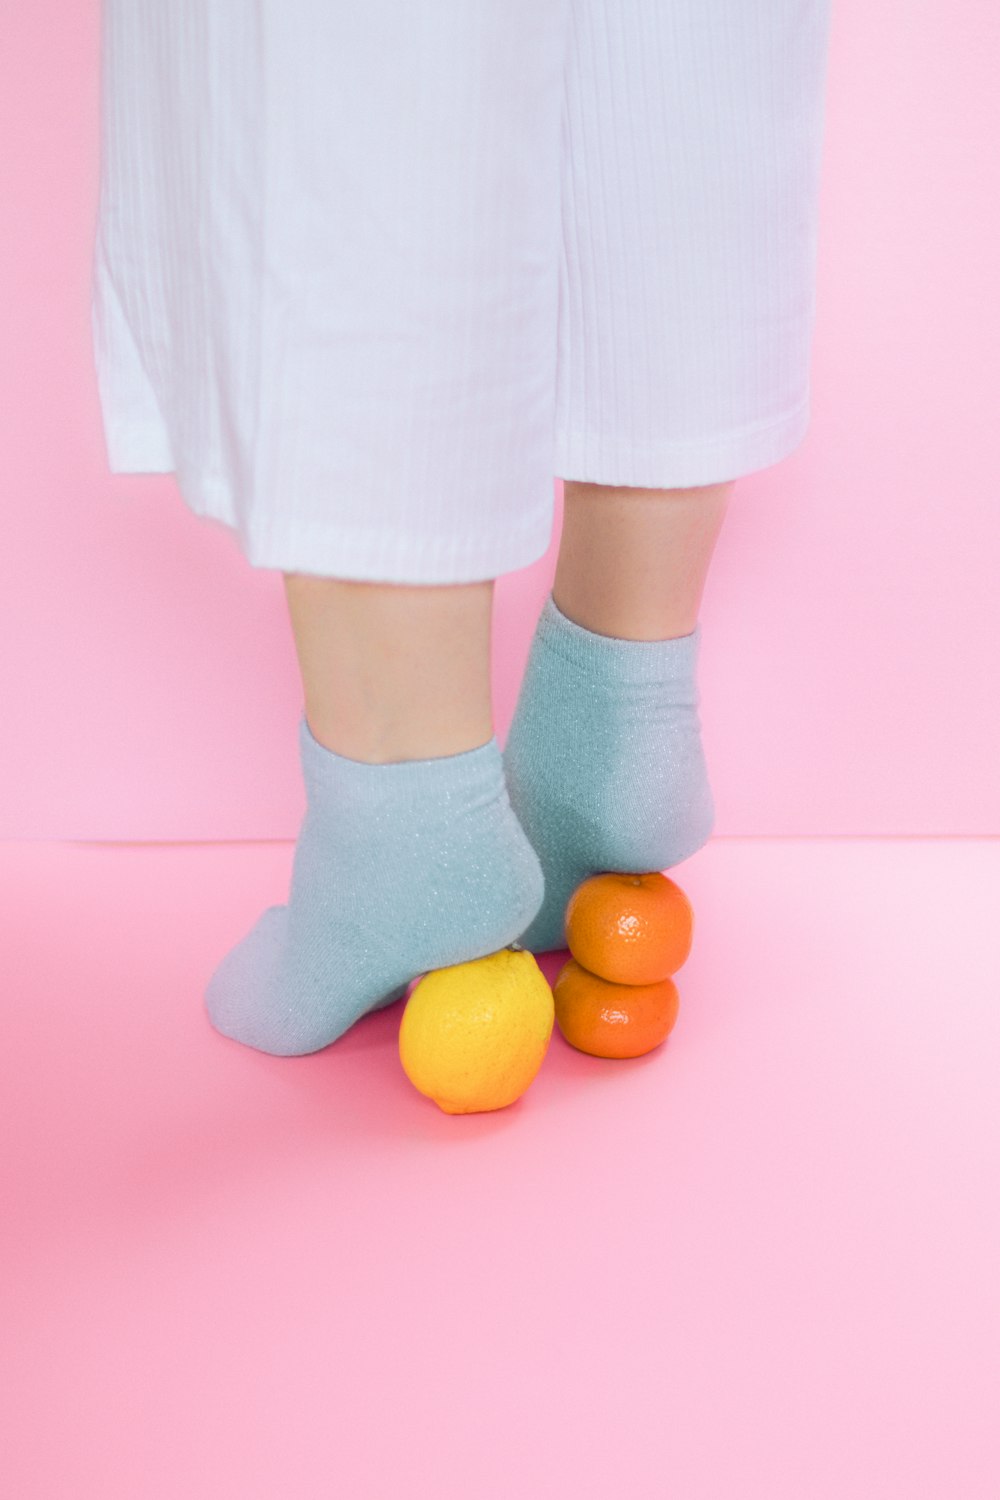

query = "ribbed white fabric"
[{"left": 91, "top": 0, "right": 832, "bottom": 584}]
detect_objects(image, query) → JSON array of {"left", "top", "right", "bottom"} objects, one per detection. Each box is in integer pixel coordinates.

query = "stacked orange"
[{"left": 554, "top": 871, "right": 694, "bottom": 1059}]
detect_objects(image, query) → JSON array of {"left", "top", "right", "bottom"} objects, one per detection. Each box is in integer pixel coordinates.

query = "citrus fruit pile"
[
  {"left": 554, "top": 871, "right": 693, "bottom": 1058},
  {"left": 398, "top": 945, "right": 554, "bottom": 1115},
  {"left": 397, "top": 870, "right": 695, "bottom": 1113}
]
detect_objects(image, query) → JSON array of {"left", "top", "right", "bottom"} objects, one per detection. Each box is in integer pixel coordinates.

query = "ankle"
[
  {"left": 550, "top": 587, "right": 698, "bottom": 642},
  {"left": 303, "top": 707, "right": 495, "bottom": 765}
]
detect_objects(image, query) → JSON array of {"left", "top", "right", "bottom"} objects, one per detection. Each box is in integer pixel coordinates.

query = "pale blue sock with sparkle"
[
  {"left": 205, "top": 714, "right": 545, "bottom": 1056},
  {"left": 502, "top": 592, "right": 715, "bottom": 954}
]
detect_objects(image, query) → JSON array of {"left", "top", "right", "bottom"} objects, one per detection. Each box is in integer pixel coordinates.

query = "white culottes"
[{"left": 91, "top": 0, "right": 833, "bottom": 584}]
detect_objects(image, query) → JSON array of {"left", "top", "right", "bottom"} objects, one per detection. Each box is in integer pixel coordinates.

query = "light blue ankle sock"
[
  {"left": 502, "top": 592, "right": 715, "bottom": 954},
  {"left": 205, "top": 714, "right": 545, "bottom": 1056}
]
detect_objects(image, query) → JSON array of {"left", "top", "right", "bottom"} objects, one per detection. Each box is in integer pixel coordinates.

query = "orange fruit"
[
  {"left": 553, "top": 956, "right": 680, "bottom": 1059},
  {"left": 565, "top": 871, "right": 693, "bottom": 985}
]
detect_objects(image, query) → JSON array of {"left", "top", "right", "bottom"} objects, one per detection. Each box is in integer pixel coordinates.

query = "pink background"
[
  {"left": 3, "top": 5, "right": 999, "bottom": 1499},
  {"left": 3, "top": 0, "right": 998, "bottom": 840},
  {"left": 2, "top": 836, "right": 998, "bottom": 1499}
]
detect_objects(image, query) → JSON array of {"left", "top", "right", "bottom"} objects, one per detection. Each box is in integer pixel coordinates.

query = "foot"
[
  {"left": 204, "top": 715, "right": 545, "bottom": 1055},
  {"left": 502, "top": 592, "right": 714, "bottom": 954}
]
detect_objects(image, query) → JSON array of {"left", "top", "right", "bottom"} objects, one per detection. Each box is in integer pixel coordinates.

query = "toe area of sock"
[
  {"left": 203, "top": 905, "right": 304, "bottom": 1056},
  {"left": 205, "top": 907, "right": 408, "bottom": 1055}
]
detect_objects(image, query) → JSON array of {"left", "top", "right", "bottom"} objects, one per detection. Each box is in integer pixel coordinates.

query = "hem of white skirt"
[
  {"left": 553, "top": 397, "right": 812, "bottom": 489},
  {"left": 239, "top": 495, "right": 558, "bottom": 583},
  {"left": 102, "top": 419, "right": 557, "bottom": 584},
  {"left": 100, "top": 394, "right": 810, "bottom": 580},
  {"left": 103, "top": 417, "right": 177, "bottom": 473}
]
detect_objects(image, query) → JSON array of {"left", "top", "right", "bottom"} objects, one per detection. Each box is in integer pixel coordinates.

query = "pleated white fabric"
[{"left": 91, "top": 0, "right": 832, "bottom": 583}]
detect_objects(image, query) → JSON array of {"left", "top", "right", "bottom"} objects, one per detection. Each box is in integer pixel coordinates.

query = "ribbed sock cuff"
[
  {"left": 298, "top": 713, "right": 503, "bottom": 805},
  {"left": 536, "top": 592, "right": 701, "bottom": 686}
]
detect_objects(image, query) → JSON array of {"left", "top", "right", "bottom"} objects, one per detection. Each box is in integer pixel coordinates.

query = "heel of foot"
[{"left": 458, "top": 822, "right": 546, "bottom": 962}]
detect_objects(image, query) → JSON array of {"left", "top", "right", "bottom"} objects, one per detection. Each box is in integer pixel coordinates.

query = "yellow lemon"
[{"left": 398, "top": 944, "right": 554, "bottom": 1115}]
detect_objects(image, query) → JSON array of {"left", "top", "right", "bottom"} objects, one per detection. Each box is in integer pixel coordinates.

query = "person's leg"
[
  {"left": 504, "top": 0, "right": 831, "bottom": 954},
  {"left": 503, "top": 479, "right": 730, "bottom": 954},
  {"left": 281, "top": 575, "right": 496, "bottom": 763},
  {"left": 198, "top": 0, "right": 578, "bottom": 1051},
  {"left": 204, "top": 576, "right": 545, "bottom": 1056},
  {"left": 553, "top": 479, "right": 731, "bottom": 640}
]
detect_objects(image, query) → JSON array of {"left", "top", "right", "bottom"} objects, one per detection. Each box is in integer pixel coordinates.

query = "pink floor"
[{"left": 3, "top": 837, "right": 998, "bottom": 1499}]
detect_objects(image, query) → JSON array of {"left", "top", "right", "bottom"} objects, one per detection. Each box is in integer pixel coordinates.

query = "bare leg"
[
  {"left": 281, "top": 575, "right": 495, "bottom": 763},
  {"left": 553, "top": 479, "right": 733, "bottom": 640}
]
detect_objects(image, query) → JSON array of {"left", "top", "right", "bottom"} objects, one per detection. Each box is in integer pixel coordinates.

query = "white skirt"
[{"left": 91, "top": 0, "right": 833, "bottom": 583}]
